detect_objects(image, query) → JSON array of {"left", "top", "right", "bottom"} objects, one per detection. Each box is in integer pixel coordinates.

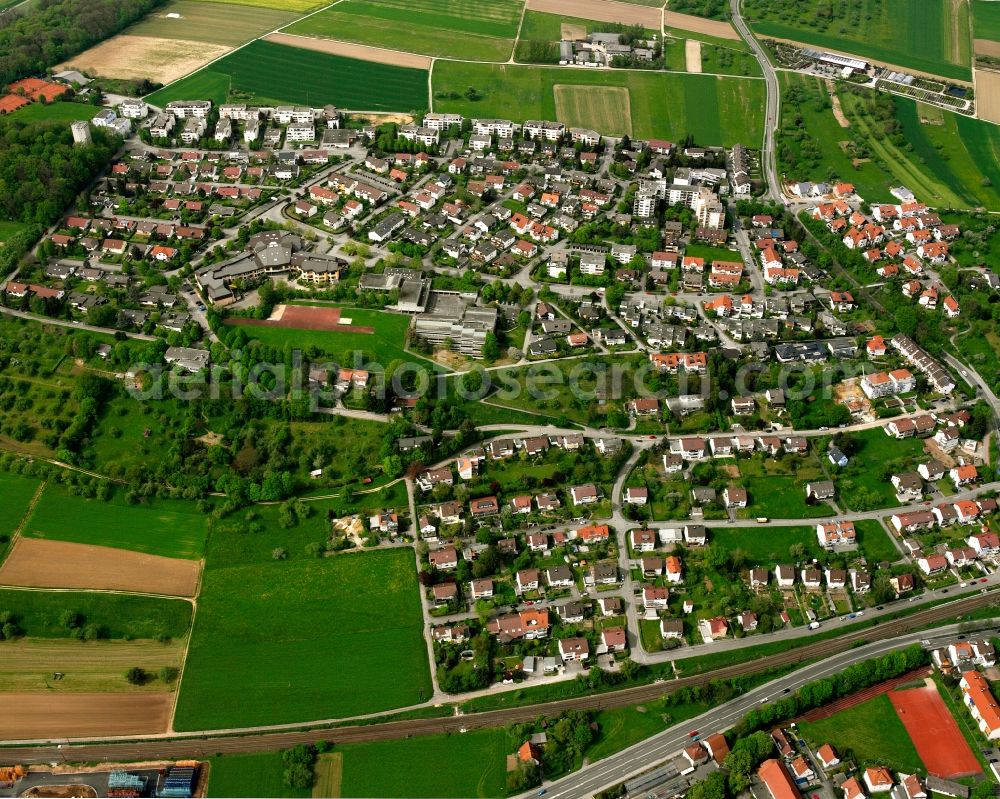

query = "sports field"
[
  {"left": 0, "top": 588, "right": 192, "bottom": 640},
  {"left": 23, "top": 483, "right": 208, "bottom": 559},
  {"left": 554, "top": 84, "right": 632, "bottom": 136},
  {"left": 336, "top": 731, "right": 510, "bottom": 797},
  {"left": 173, "top": 548, "right": 431, "bottom": 730},
  {"left": 799, "top": 693, "right": 925, "bottom": 773},
  {"left": 746, "top": 0, "right": 971, "bottom": 82},
  {"left": 890, "top": 684, "right": 981, "bottom": 778},
  {"left": 146, "top": 40, "right": 429, "bottom": 111},
  {"left": 284, "top": 0, "right": 523, "bottom": 62},
  {"left": 231, "top": 306, "right": 440, "bottom": 369},
  {"left": 0, "top": 638, "right": 185, "bottom": 692},
  {"left": 433, "top": 62, "right": 765, "bottom": 144},
  {"left": 126, "top": 0, "right": 299, "bottom": 47},
  {"left": 778, "top": 72, "right": 1000, "bottom": 210}
]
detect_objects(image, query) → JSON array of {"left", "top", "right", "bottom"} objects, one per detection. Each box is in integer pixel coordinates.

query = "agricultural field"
[
  {"left": 745, "top": 0, "right": 971, "bottom": 82},
  {"left": 0, "top": 692, "right": 173, "bottom": 739},
  {"left": 336, "top": 731, "right": 510, "bottom": 797},
  {"left": 974, "top": 0, "right": 1000, "bottom": 43},
  {"left": 432, "top": 62, "right": 765, "bottom": 144},
  {"left": 126, "top": 0, "right": 300, "bottom": 47},
  {"left": 0, "top": 588, "right": 192, "bottom": 640},
  {"left": 553, "top": 85, "right": 632, "bottom": 136},
  {"left": 22, "top": 483, "right": 209, "bottom": 559},
  {"left": 777, "top": 73, "right": 1000, "bottom": 210},
  {"left": 0, "top": 638, "right": 185, "bottom": 692},
  {"left": 193, "top": 0, "right": 322, "bottom": 12},
  {"left": 207, "top": 753, "right": 311, "bottom": 798},
  {"left": 699, "top": 42, "right": 762, "bottom": 76},
  {"left": 0, "top": 471, "right": 40, "bottom": 541},
  {"left": 283, "top": 0, "right": 523, "bottom": 62},
  {"left": 799, "top": 693, "right": 925, "bottom": 773},
  {"left": 60, "top": 35, "right": 232, "bottom": 85},
  {"left": 146, "top": 40, "right": 429, "bottom": 111},
  {"left": 173, "top": 547, "right": 430, "bottom": 730}
]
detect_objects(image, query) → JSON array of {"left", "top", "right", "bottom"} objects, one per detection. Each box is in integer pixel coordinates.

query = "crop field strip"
[
  {"left": 283, "top": 0, "right": 524, "bottom": 62},
  {"left": 746, "top": 0, "right": 972, "bottom": 82},
  {"left": 125, "top": 0, "right": 301, "bottom": 47},
  {"left": 146, "top": 39, "right": 429, "bottom": 111}
]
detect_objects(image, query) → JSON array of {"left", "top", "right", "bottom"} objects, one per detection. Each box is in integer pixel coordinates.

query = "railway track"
[{"left": 2, "top": 592, "right": 996, "bottom": 764}]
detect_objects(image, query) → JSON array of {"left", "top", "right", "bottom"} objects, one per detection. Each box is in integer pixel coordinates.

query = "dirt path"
[
  {"left": 262, "top": 32, "right": 432, "bottom": 69},
  {"left": 951, "top": 0, "right": 968, "bottom": 66},
  {"left": 663, "top": 9, "right": 740, "bottom": 40},
  {"left": 685, "top": 39, "right": 702, "bottom": 73},
  {"left": 10, "top": 479, "right": 46, "bottom": 544},
  {"left": 826, "top": 79, "right": 850, "bottom": 127}
]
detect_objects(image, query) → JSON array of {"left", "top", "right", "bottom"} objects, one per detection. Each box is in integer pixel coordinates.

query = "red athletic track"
[
  {"left": 795, "top": 668, "right": 930, "bottom": 723},
  {"left": 225, "top": 304, "right": 374, "bottom": 334}
]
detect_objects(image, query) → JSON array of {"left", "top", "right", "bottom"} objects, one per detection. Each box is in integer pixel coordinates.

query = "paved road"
[
  {"left": 523, "top": 620, "right": 992, "bottom": 799},
  {"left": 731, "top": 0, "right": 782, "bottom": 201}
]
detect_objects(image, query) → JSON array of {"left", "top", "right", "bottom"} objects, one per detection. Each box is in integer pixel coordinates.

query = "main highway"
[{"left": 1, "top": 591, "right": 995, "bottom": 767}]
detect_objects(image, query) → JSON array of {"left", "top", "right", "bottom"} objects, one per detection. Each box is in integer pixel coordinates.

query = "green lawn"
[
  {"left": 338, "top": 730, "right": 509, "bottom": 797},
  {"left": 744, "top": 475, "right": 833, "bottom": 519},
  {"left": 833, "top": 427, "right": 926, "bottom": 511},
  {"left": 285, "top": 0, "right": 522, "bottom": 62},
  {"left": 746, "top": 0, "right": 971, "bottom": 81},
  {"left": 683, "top": 243, "right": 744, "bottom": 263},
  {"left": 709, "top": 525, "right": 821, "bottom": 565},
  {"left": 0, "top": 471, "right": 41, "bottom": 541},
  {"left": 207, "top": 753, "right": 311, "bottom": 798},
  {"left": 22, "top": 483, "right": 209, "bottom": 560},
  {"left": 0, "top": 588, "right": 192, "bottom": 640},
  {"left": 0, "top": 220, "right": 30, "bottom": 243},
  {"left": 799, "top": 693, "right": 925, "bottom": 772},
  {"left": 173, "top": 548, "right": 431, "bottom": 730},
  {"left": 7, "top": 102, "right": 98, "bottom": 123},
  {"left": 146, "top": 40, "right": 429, "bottom": 111},
  {"left": 854, "top": 520, "right": 900, "bottom": 563},
  {"left": 432, "top": 62, "right": 765, "bottom": 145}
]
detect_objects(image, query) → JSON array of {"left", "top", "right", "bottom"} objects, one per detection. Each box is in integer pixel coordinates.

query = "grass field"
[
  {"left": 0, "top": 220, "right": 30, "bottom": 243},
  {"left": 127, "top": 0, "right": 300, "bottom": 47},
  {"left": 588, "top": 698, "right": 711, "bottom": 761},
  {"left": 854, "top": 520, "right": 900, "bottom": 563},
  {"left": 709, "top": 525, "right": 821, "bottom": 565},
  {"left": 0, "top": 638, "right": 185, "bottom": 692},
  {"left": 0, "top": 588, "right": 192, "bottom": 640},
  {"left": 6, "top": 102, "right": 96, "bottom": 123},
  {"left": 146, "top": 40, "right": 428, "bottom": 111},
  {"left": 799, "top": 693, "right": 925, "bottom": 772},
  {"left": 207, "top": 753, "right": 311, "bottom": 798},
  {"left": 974, "top": 0, "right": 1000, "bottom": 42},
  {"left": 778, "top": 73, "right": 1000, "bottom": 210},
  {"left": 553, "top": 84, "right": 632, "bottom": 136},
  {"left": 284, "top": 0, "right": 522, "bottom": 62},
  {"left": 173, "top": 548, "right": 430, "bottom": 730},
  {"left": 337, "top": 731, "right": 509, "bottom": 798},
  {"left": 746, "top": 0, "right": 971, "bottom": 81},
  {"left": 0, "top": 472, "right": 40, "bottom": 541},
  {"left": 433, "top": 62, "right": 765, "bottom": 144},
  {"left": 23, "top": 483, "right": 209, "bottom": 560}
]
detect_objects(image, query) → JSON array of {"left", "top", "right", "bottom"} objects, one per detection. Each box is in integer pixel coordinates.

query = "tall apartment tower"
[{"left": 71, "top": 120, "right": 92, "bottom": 146}]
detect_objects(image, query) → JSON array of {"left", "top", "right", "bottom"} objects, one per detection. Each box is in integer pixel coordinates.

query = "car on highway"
[
  {"left": 876, "top": 605, "right": 884, "bottom": 610},
  {"left": 942, "top": 589, "right": 949, "bottom": 594}
]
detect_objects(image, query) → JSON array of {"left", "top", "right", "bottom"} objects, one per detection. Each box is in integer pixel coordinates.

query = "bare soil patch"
[
  {"left": 561, "top": 22, "right": 587, "bottom": 40},
  {"left": 975, "top": 38, "right": 1000, "bottom": 58},
  {"left": 527, "top": 0, "right": 660, "bottom": 29},
  {"left": 23, "top": 785, "right": 97, "bottom": 798},
  {"left": 0, "top": 538, "right": 201, "bottom": 597},
  {"left": 262, "top": 32, "right": 432, "bottom": 69},
  {"left": 976, "top": 68, "right": 1000, "bottom": 124},
  {"left": 58, "top": 35, "right": 231, "bottom": 84},
  {"left": 826, "top": 79, "right": 850, "bottom": 127},
  {"left": 685, "top": 39, "right": 702, "bottom": 73},
  {"left": 664, "top": 9, "right": 740, "bottom": 40},
  {"left": 0, "top": 692, "right": 171, "bottom": 740},
  {"left": 354, "top": 112, "right": 414, "bottom": 125},
  {"left": 226, "top": 304, "right": 375, "bottom": 333}
]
